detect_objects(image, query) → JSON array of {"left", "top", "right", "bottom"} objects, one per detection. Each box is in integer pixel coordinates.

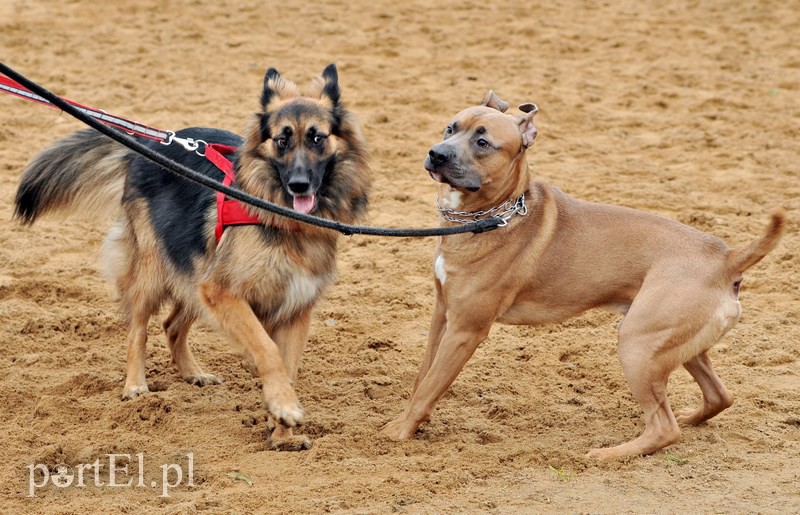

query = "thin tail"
[
  {"left": 726, "top": 208, "right": 787, "bottom": 276},
  {"left": 14, "top": 129, "right": 132, "bottom": 224}
]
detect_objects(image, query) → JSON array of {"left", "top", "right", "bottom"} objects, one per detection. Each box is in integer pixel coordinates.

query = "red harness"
[{"left": 204, "top": 143, "right": 262, "bottom": 242}]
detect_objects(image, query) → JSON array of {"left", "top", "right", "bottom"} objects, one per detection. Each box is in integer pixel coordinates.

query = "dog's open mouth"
[
  {"left": 292, "top": 194, "right": 317, "bottom": 214},
  {"left": 424, "top": 158, "right": 446, "bottom": 184}
]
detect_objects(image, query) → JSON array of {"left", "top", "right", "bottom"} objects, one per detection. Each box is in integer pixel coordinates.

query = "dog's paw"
[
  {"left": 586, "top": 447, "right": 617, "bottom": 460},
  {"left": 264, "top": 396, "right": 303, "bottom": 427},
  {"left": 185, "top": 373, "right": 223, "bottom": 387},
  {"left": 261, "top": 374, "right": 304, "bottom": 426},
  {"left": 121, "top": 384, "right": 149, "bottom": 400},
  {"left": 380, "top": 418, "right": 414, "bottom": 440},
  {"left": 266, "top": 400, "right": 304, "bottom": 428},
  {"left": 674, "top": 408, "right": 703, "bottom": 426},
  {"left": 268, "top": 434, "right": 312, "bottom": 452}
]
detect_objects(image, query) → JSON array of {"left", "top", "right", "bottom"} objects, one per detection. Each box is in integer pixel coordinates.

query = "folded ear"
[
  {"left": 516, "top": 103, "right": 539, "bottom": 147},
  {"left": 480, "top": 90, "right": 509, "bottom": 113},
  {"left": 260, "top": 68, "right": 281, "bottom": 109}
]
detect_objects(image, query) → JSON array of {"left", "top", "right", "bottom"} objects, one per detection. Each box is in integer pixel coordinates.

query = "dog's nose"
[
  {"left": 428, "top": 148, "right": 451, "bottom": 167},
  {"left": 287, "top": 177, "right": 311, "bottom": 194}
]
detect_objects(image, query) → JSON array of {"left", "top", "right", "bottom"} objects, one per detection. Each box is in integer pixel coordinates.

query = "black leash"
[{"left": 0, "top": 62, "right": 501, "bottom": 237}]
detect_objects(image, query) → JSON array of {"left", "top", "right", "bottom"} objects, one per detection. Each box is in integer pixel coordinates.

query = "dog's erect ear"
[
  {"left": 319, "top": 63, "right": 344, "bottom": 132},
  {"left": 260, "top": 68, "right": 281, "bottom": 110},
  {"left": 516, "top": 103, "right": 539, "bottom": 148},
  {"left": 321, "top": 64, "right": 340, "bottom": 106},
  {"left": 480, "top": 90, "right": 509, "bottom": 113}
]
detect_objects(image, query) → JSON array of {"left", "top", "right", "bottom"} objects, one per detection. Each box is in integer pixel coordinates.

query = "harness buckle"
[{"left": 160, "top": 131, "right": 207, "bottom": 156}]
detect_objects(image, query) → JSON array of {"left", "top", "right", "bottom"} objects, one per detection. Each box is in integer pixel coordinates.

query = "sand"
[{"left": 1, "top": 0, "right": 798, "bottom": 512}]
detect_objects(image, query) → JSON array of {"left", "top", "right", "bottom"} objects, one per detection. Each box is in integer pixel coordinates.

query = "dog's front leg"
[
  {"left": 382, "top": 319, "right": 491, "bottom": 440},
  {"left": 199, "top": 281, "right": 303, "bottom": 428},
  {"left": 412, "top": 284, "right": 448, "bottom": 396},
  {"left": 266, "top": 308, "right": 313, "bottom": 451}
]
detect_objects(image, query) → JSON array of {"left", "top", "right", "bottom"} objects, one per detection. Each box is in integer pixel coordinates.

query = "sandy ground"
[{"left": 1, "top": 0, "right": 799, "bottom": 512}]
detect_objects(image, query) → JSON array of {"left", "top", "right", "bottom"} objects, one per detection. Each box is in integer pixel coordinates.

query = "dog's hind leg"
[
  {"left": 587, "top": 327, "right": 681, "bottom": 459},
  {"left": 199, "top": 280, "right": 303, "bottom": 428},
  {"left": 164, "top": 303, "right": 222, "bottom": 387},
  {"left": 119, "top": 241, "right": 162, "bottom": 400},
  {"left": 122, "top": 308, "right": 153, "bottom": 400},
  {"left": 675, "top": 351, "right": 734, "bottom": 425},
  {"left": 587, "top": 279, "right": 739, "bottom": 459},
  {"left": 587, "top": 285, "right": 690, "bottom": 459},
  {"left": 266, "top": 308, "right": 313, "bottom": 451}
]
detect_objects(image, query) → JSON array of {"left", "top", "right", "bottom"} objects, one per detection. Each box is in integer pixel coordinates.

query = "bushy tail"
[
  {"left": 14, "top": 129, "right": 132, "bottom": 224},
  {"left": 726, "top": 208, "right": 787, "bottom": 276}
]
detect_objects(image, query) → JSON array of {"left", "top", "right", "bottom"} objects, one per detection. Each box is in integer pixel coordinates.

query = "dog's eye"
[
  {"left": 476, "top": 138, "right": 490, "bottom": 148},
  {"left": 313, "top": 134, "right": 327, "bottom": 146},
  {"left": 275, "top": 137, "right": 288, "bottom": 149},
  {"left": 444, "top": 126, "right": 453, "bottom": 137}
]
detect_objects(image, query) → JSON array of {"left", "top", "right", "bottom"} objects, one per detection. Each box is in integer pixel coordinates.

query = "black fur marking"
[
  {"left": 321, "top": 64, "right": 343, "bottom": 133},
  {"left": 261, "top": 68, "right": 281, "bottom": 109},
  {"left": 322, "top": 154, "right": 337, "bottom": 181},
  {"left": 321, "top": 64, "right": 338, "bottom": 84},
  {"left": 350, "top": 194, "right": 369, "bottom": 219},
  {"left": 315, "top": 155, "right": 340, "bottom": 214},
  {"left": 254, "top": 224, "right": 298, "bottom": 252},
  {"left": 274, "top": 126, "right": 294, "bottom": 156},
  {"left": 14, "top": 183, "right": 39, "bottom": 223},
  {"left": 306, "top": 127, "right": 328, "bottom": 153},
  {"left": 259, "top": 113, "right": 271, "bottom": 142},
  {"left": 268, "top": 157, "right": 283, "bottom": 177},
  {"left": 127, "top": 128, "right": 244, "bottom": 273},
  {"left": 276, "top": 102, "right": 326, "bottom": 122},
  {"left": 321, "top": 64, "right": 339, "bottom": 106},
  {"left": 265, "top": 68, "right": 281, "bottom": 81}
]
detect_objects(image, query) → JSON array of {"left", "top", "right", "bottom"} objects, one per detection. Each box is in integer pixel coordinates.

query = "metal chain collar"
[{"left": 436, "top": 193, "right": 528, "bottom": 227}]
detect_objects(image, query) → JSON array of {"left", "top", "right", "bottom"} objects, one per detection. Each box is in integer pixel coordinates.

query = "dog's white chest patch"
[
  {"left": 276, "top": 273, "right": 327, "bottom": 321},
  {"left": 440, "top": 190, "right": 462, "bottom": 210},
  {"left": 434, "top": 254, "right": 446, "bottom": 285},
  {"left": 288, "top": 274, "right": 324, "bottom": 305}
]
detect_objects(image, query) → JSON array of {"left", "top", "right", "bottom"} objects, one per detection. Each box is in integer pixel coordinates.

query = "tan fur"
[{"left": 382, "top": 94, "right": 786, "bottom": 459}]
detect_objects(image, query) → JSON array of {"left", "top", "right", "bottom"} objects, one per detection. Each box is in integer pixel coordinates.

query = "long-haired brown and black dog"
[{"left": 14, "top": 65, "right": 370, "bottom": 450}]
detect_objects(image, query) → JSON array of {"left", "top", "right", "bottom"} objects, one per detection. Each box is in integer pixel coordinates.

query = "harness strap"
[{"left": 205, "top": 144, "right": 262, "bottom": 242}]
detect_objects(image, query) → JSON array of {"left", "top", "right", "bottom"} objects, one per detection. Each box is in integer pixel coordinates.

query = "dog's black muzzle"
[
  {"left": 427, "top": 145, "right": 454, "bottom": 168},
  {"left": 424, "top": 143, "right": 481, "bottom": 192}
]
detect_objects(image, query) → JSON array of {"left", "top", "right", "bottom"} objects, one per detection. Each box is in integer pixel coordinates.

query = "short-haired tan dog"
[{"left": 381, "top": 92, "right": 786, "bottom": 459}]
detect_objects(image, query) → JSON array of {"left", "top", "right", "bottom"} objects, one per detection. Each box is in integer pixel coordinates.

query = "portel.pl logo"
[{"left": 27, "top": 452, "right": 194, "bottom": 498}]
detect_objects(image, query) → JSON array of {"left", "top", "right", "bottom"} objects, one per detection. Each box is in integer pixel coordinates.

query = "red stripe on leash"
[{"left": 0, "top": 75, "right": 167, "bottom": 141}]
